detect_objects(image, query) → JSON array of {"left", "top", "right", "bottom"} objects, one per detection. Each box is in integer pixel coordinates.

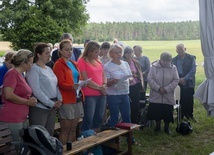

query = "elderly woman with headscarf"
[{"left": 147, "top": 52, "right": 179, "bottom": 134}]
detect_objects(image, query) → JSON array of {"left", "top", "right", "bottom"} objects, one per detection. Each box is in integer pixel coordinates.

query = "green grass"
[
  {"left": 119, "top": 40, "right": 211, "bottom": 155},
  {"left": 0, "top": 51, "right": 5, "bottom": 57}
]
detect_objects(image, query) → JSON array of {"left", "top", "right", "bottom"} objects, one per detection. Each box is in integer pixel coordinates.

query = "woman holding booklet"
[
  {"left": 53, "top": 39, "right": 84, "bottom": 144},
  {"left": 77, "top": 41, "right": 107, "bottom": 133},
  {"left": 104, "top": 43, "right": 132, "bottom": 128}
]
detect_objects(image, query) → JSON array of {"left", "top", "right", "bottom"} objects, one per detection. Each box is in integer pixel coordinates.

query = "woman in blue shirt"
[{"left": 0, "top": 52, "right": 15, "bottom": 104}]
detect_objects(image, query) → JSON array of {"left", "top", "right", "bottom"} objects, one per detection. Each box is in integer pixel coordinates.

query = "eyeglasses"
[
  {"left": 125, "top": 52, "right": 133, "bottom": 54},
  {"left": 113, "top": 51, "right": 122, "bottom": 54},
  {"left": 23, "top": 52, "right": 34, "bottom": 63}
]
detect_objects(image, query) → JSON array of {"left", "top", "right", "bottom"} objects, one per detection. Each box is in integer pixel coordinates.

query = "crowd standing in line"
[
  {"left": 123, "top": 46, "right": 144, "bottom": 124},
  {"left": 0, "top": 52, "right": 16, "bottom": 105},
  {"left": 0, "top": 33, "right": 199, "bottom": 150},
  {"left": 147, "top": 52, "right": 179, "bottom": 134},
  {"left": 77, "top": 41, "right": 107, "bottom": 133},
  {"left": 104, "top": 43, "right": 132, "bottom": 127},
  {"left": 26, "top": 43, "right": 62, "bottom": 136},
  {"left": 53, "top": 39, "right": 84, "bottom": 144},
  {"left": 0, "top": 49, "right": 37, "bottom": 144},
  {"left": 172, "top": 43, "right": 196, "bottom": 121},
  {"left": 133, "top": 45, "right": 151, "bottom": 101}
]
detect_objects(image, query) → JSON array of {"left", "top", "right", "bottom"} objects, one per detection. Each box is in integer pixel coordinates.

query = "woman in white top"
[
  {"left": 104, "top": 44, "right": 132, "bottom": 127},
  {"left": 26, "top": 43, "right": 62, "bottom": 136}
]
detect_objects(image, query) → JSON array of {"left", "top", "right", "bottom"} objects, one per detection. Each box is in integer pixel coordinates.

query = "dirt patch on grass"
[{"left": 0, "top": 42, "right": 12, "bottom": 51}]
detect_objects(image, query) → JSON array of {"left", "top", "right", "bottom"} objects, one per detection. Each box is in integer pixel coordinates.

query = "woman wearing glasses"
[
  {"left": 147, "top": 52, "right": 179, "bottom": 134},
  {"left": 0, "top": 49, "right": 37, "bottom": 143},
  {"left": 123, "top": 46, "right": 144, "bottom": 124}
]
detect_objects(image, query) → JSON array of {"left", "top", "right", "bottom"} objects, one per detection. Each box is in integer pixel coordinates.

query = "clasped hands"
[
  {"left": 179, "top": 78, "right": 186, "bottom": 85},
  {"left": 159, "top": 87, "right": 167, "bottom": 94},
  {"left": 54, "top": 100, "right": 62, "bottom": 108}
]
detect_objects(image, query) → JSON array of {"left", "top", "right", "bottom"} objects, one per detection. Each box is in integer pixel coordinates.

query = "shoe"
[
  {"left": 164, "top": 128, "right": 171, "bottom": 135},
  {"left": 154, "top": 126, "right": 161, "bottom": 132},
  {"left": 132, "top": 138, "right": 136, "bottom": 145},
  {"left": 164, "top": 122, "right": 171, "bottom": 135},
  {"left": 154, "top": 121, "right": 161, "bottom": 132},
  {"left": 126, "top": 137, "right": 136, "bottom": 145}
]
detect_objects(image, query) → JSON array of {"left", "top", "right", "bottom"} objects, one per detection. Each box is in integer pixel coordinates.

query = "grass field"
[{"left": 0, "top": 40, "right": 212, "bottom": 155}]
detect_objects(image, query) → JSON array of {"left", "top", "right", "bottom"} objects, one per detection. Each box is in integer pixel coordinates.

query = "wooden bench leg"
[{"left": 126, "top": 131, "right": 133, "bottom": 155}]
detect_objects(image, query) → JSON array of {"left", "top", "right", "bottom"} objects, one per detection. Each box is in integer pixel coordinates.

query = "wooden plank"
[
  {"left": 63, "top": 136, "right": 97, "bottom": 155},
  {"left": 0, "top": 136, "right": 13, "bottom": 145},
  {"left": 63, "top": 129, "right": 130, "bottom": 155},
  {"left": 93, "top": 129, "right": 128, "bottom": 144},
  {"left": 0, "top": 129, "right": 11, "bottom": 138},
  {"left": 0, "top": 124, "right": 9, "bottom": 131},
  {"left": 0, "top": 144, "right": 15, "bottom": 154}
]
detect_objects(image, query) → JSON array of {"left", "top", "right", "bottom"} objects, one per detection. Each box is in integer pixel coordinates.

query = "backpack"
[
  {"left": 80, "top": 129, "right": 103, "bottom": 155},
  {"left": 176, "top": 121, "right": 193, "bottom": 135},
  {"left": 20, "top": 125, "right": 63, "bottom": 155}
]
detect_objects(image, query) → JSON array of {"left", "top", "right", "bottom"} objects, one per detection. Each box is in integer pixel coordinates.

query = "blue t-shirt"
[
  {"left": 0, "top": 63, "right": 9, "bottom": 86},
  {"left": 66, "top": 61, "right": 79, "bottom": 83}
]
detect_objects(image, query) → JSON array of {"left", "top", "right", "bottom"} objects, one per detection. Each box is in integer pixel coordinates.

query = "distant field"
[
  {"left": 122, "top": 40, "right": 203, "bottom": 63},
  {"left": 122, "top": 40, "right": 205, "bottom": 88},
  {"left": 0, "top": 40, "right": 206, "bottom": 86},
  {"left": 0, "top": 41, "right": 12, "bottom": 51}
]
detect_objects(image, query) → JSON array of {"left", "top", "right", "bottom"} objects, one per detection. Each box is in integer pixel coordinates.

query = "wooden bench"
[
  {"left": 0, "top": 123, "right": 46, "bottom": 155},
  {"left": 0, "top": 123, "right": 16, "bottom": 155},
  {"left": 63, "top": 124, "right": 140, "bottom": 155}
]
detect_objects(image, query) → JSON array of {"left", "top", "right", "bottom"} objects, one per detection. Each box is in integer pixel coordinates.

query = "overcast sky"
[{"left": 86, "top": 0, "right": 199, "bottom": 23}]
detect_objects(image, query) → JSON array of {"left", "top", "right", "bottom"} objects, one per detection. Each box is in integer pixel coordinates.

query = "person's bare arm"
[{"left": 4, "top": 87, "right": 37, "bottom": 106}]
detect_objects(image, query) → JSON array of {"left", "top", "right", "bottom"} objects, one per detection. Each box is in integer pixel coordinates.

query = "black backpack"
[
  {"left": 20, "top": 125, "right": 63, "bottom": 155},
  {"left": 176, "top": 121, "right": 193, "bottom": 135}
]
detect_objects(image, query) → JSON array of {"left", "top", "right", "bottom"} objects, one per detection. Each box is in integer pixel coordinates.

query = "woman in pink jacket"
[{"left": 147, "top": 52, "right": 179, "bottom": 134}]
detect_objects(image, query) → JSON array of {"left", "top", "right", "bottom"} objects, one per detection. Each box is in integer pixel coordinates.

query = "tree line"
[
  {"left": 75, "top": 21, "right": 200, "bottom": 43},
  {"left": 0, "top": 1, "right": 199, "bottom": 50}
]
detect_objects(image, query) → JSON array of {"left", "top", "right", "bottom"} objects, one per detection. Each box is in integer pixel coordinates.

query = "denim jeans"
[
  {"left": 107, "top": 94, "right": 131, "bottom": 127},
  {"left": 81, "top": 95, "right": 106, "bottom": 131}
]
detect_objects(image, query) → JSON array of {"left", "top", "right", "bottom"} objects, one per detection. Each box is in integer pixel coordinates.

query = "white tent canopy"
[{"left": 194, "top": 0, "right": 214, "bottom": 115}]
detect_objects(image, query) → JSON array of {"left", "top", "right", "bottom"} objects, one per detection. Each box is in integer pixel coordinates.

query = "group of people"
[{"left": 0, "top": 32, "right": 196, "bottom": 153}]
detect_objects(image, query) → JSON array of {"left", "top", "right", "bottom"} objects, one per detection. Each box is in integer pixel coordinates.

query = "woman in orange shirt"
[{"left": 53, "top": 39, "right": 84, "bottom": 144}]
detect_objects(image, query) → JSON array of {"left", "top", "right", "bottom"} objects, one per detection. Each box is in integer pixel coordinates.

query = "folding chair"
[{"left": 174, "top": 85, "right": 181, "bottom": 125}]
